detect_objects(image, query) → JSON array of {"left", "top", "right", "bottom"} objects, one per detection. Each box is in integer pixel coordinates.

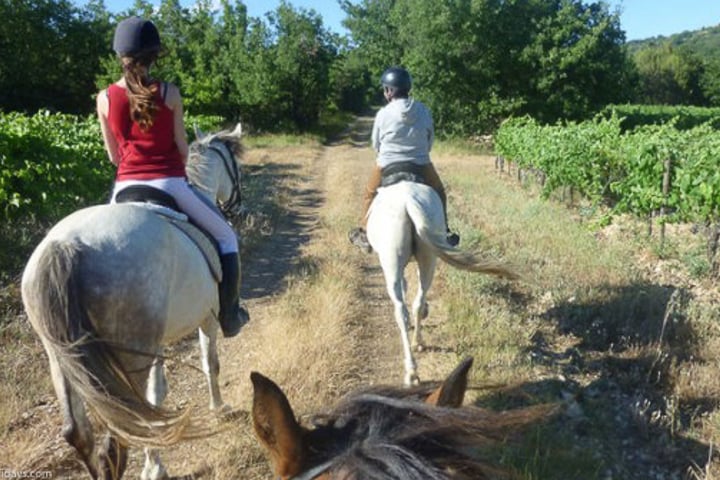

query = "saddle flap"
[{"left": 167, "top": 219, "right": 223, "bottom": 283}]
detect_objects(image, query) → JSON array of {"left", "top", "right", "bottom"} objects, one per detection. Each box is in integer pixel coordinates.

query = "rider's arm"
[
  {"left": 165, "top": 83, "right": 189, "bottom": 164},
  {"left": 96, "top": 90, "right": 121, "bottom": 166},
  {"left": 371, "top": 109, "right": 384, "bottom": 153},
  {"left": 425, "top": 104, "right": 435, "bottom": 152}
]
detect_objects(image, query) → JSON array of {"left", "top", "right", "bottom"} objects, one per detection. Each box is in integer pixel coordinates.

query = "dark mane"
[{"left": 301, "top": 385, "right": 555, "bottom": 480}]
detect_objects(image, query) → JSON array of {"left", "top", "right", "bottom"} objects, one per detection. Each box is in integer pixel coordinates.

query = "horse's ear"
[
  {"left": 425, "top": 357, "right": 474, "bottom": 407},
  {"left": 230, "top": 122, "right": 242, "bottom": 138},
  {"left": 251, "top": 372, "right": 305, "bottom": 478},
  {"left": 194, "top": 123, "right": 206, "bottom": 140}
]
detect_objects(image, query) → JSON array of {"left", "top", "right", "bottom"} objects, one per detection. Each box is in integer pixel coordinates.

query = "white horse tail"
[
  {"left": 405, "top": 198, "right": 520, "bottom": 280},
  {"left": 24, "top": 239, "right": 210, "bottom": 447}
]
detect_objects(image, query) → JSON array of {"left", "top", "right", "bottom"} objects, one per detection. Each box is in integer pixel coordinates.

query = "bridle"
[{"left": 207, "top": 139, "right": 242, "bottom": 216}]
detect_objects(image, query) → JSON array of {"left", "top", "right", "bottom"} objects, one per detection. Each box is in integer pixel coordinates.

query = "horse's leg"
[
  {"left": 47, "top": 347, "right": 100, "bottom": 478},
  {"left": 141, "top": 355, "right": 169, "bottom": 480},
  {"left": 412, "top": 247, "right": 437, "bottom": 352},
  {"left": 380, "top": 258, "right": 418, "bottom": 386},
  {"left": 96, "top": 432, "right": 129, "bottom": 480},
  {"left": 199, "top": 323, "right": 230, "bottom": 414}
]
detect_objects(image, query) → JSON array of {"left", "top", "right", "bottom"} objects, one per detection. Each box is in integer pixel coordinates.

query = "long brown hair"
[{"left": 121, "top": 48, "right": 160, "bottom": 131}]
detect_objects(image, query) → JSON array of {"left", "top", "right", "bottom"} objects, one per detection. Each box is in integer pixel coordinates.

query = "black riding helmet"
[
  {"left": 113, "top": 17, "right": 161, "bottom": 56},
  {"left": 380, "top": 67, "right": 412, "bottom": 91}
]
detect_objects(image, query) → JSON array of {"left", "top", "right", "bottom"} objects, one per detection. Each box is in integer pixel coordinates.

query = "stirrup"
[
  {"left": 348, "top": 227, "right": 372, "bottom": 254},
  {"left": 446, "top": 230, "right": 460, "bottom": 247}
]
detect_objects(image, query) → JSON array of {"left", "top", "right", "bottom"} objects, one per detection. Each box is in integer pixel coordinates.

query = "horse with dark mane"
[{"left": 251, "top": 357, "right": 556, "bottom": 480}]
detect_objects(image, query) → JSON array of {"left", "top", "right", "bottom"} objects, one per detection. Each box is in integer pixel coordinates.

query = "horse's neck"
[
  {"left": 186, "top": 159, "right": 218, "bottom": 203},
  {"left": 192, "top": 183, "right": 215, "bottom": 204}
]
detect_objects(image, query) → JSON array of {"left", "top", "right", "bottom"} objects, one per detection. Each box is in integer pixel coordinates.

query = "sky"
[{"left": 82, "top": 0, "right": 720, "bottom": 42}]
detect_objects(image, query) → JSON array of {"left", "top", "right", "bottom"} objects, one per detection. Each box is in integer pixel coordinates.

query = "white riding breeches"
[{"left": 112, "top": 177, "right": 239, "bottom": 254}]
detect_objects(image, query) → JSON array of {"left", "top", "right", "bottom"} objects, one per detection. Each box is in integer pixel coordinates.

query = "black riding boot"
[
  {"left": 219, "top": 253, "right": 249, "bottom": 338},
  {"left": 349, "top": 227, "right": 372, "bottom": 254},
  {"left": 446, "top": 228, "right": 460, "bottom": 247},
  {"left": 441, "top": 205, "right": 460, "bottom": 247}
]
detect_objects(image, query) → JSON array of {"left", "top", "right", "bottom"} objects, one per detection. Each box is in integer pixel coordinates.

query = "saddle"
[
  {"left": 114, "top": 185, "right": 222, "bottom": 282},
  {"left": 380, "top": 161, "right": 427, "bottom": 187}
]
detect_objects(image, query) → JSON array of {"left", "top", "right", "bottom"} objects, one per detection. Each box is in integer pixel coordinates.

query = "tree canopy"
[{"left": 1, "top": 0, "right": 717, "bottom": 134}]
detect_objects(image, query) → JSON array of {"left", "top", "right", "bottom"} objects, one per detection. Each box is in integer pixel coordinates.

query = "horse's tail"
[
  {"left": 23, "top": 239, "right": 210, "bottom": 447},
  {"left": 405, "top": 197, "right": 520, "bottom": 280}
]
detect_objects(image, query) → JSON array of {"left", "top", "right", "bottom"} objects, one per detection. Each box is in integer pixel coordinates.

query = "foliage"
[
  {"left": 631, "top": 42, "right": 707, "bottom": 105},
  {"left": 0, "top": 110, "right": 230, "bottom": 223},
  {"left": 0, "top": 111, "right": 111, "bottom": 221},
  {"left": 94, "top": 0, "right": 339, "bottom": 132},
  {"left": 0, "top": 0, "right": 111, "bottom": 114},
  {"left": 600, "top": 104, "right": 720, "bottom": 131},
  {"left": 628, "top": 25, "right": 720, "bottom": 107},
  {"left": 8, "top": 0, "right": 718, "bottom": 137},
  {"left": 341, "top": 0, "right": 633, "bottom": 135},
  {"left": 495, "top": 115, "right": 720, "bottom": 225}
]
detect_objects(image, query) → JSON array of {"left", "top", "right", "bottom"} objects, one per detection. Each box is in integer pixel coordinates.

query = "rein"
[
  {"left": 207, "top": 141, "right": 242, "bottom": 216},
  {"left": 286, "top": 460, "right": 334, "bottom": 480}
]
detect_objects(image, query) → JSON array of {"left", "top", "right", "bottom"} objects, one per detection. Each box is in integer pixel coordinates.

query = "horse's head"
[
  {"left": 251, "top": 358, "right": 554, "bottom": 480},
  {"left": 187, "top": 123, "right": 243, "bottom": 216}
]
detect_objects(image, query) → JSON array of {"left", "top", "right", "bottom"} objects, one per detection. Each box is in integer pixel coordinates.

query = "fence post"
[{"left": 660, "top": 157, "right": 672, "bottom": 248}]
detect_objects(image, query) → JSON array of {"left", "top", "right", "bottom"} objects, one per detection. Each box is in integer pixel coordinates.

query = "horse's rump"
[
  {"left": 21, "top": 204, "right": 218, "bottom": 446},
  {"left": 371, "top": 181, "right": 519, "bottom": 279}
]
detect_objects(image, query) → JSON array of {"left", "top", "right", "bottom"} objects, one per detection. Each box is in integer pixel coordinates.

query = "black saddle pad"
[{"left": 115, "top": 185, "right": 180, "bottom": 211}]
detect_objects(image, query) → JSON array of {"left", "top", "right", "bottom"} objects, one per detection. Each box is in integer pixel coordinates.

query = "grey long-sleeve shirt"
[{"left": 371, "top": 98, "right": 434, "bottom": 168}]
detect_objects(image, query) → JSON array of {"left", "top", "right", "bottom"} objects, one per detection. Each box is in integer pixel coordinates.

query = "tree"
[
  {"left": 519, "top": 0, "right": 633, "bottom": 122},
  {"left": 341, "top": 0, "right": 633, "bottom": 134},
  {"left": 633, "top": 41, "right": 707, "bottom": 105},
  {"left": 0, "top": 0, "right": 111, "bottom": 113},
  {"left": 265, "top": 1, "right": 337, "bottom": 129}
]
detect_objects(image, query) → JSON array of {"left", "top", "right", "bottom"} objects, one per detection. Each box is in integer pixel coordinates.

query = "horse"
[
  {"left": 20, "top": 124, "right": 244, "bottom": 480},
  {"left": 365, "top": 181, "right": 519, "bottom": 386},
  {"left": 251, "top": 357, "right": 556, "bottom": 480}
]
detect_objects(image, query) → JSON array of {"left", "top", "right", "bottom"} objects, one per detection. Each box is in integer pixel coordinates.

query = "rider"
[
  {"left": 349, "top": 66, "right": 460, "bottom": 253},
  {"left": 96, "top": 16, "right": 248, "bottom": 338}
]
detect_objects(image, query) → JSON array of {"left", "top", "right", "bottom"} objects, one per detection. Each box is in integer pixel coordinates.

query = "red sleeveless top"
[{"left": 107, "top": 82, "right": 185, "bottom": 180}]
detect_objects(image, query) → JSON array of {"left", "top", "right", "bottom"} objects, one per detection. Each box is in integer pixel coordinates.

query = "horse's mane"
[
  {"left": 188, "top": 124, "right": 243, "bottom": 166},
  {"left": 301, "top": 384, "right": 555, "bottom": 480}
]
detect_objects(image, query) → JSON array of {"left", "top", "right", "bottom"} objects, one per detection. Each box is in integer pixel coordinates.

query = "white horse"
[
  {"left": 20, "top": 124, "right": 244, "bottom": 480},
  {"left": 366, "top": 181, "right": 518, "bottom": 386}
]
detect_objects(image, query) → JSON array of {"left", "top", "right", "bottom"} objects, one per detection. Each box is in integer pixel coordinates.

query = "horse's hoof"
[
  {"left": 419, "top": 303, "right": 429, "bottom": 320},
  {"left": 141, "top": 463, "right": 168, "bottom": 480},
  {"left": 404, "top": 373, "right": 420, "bottom": 387}
]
